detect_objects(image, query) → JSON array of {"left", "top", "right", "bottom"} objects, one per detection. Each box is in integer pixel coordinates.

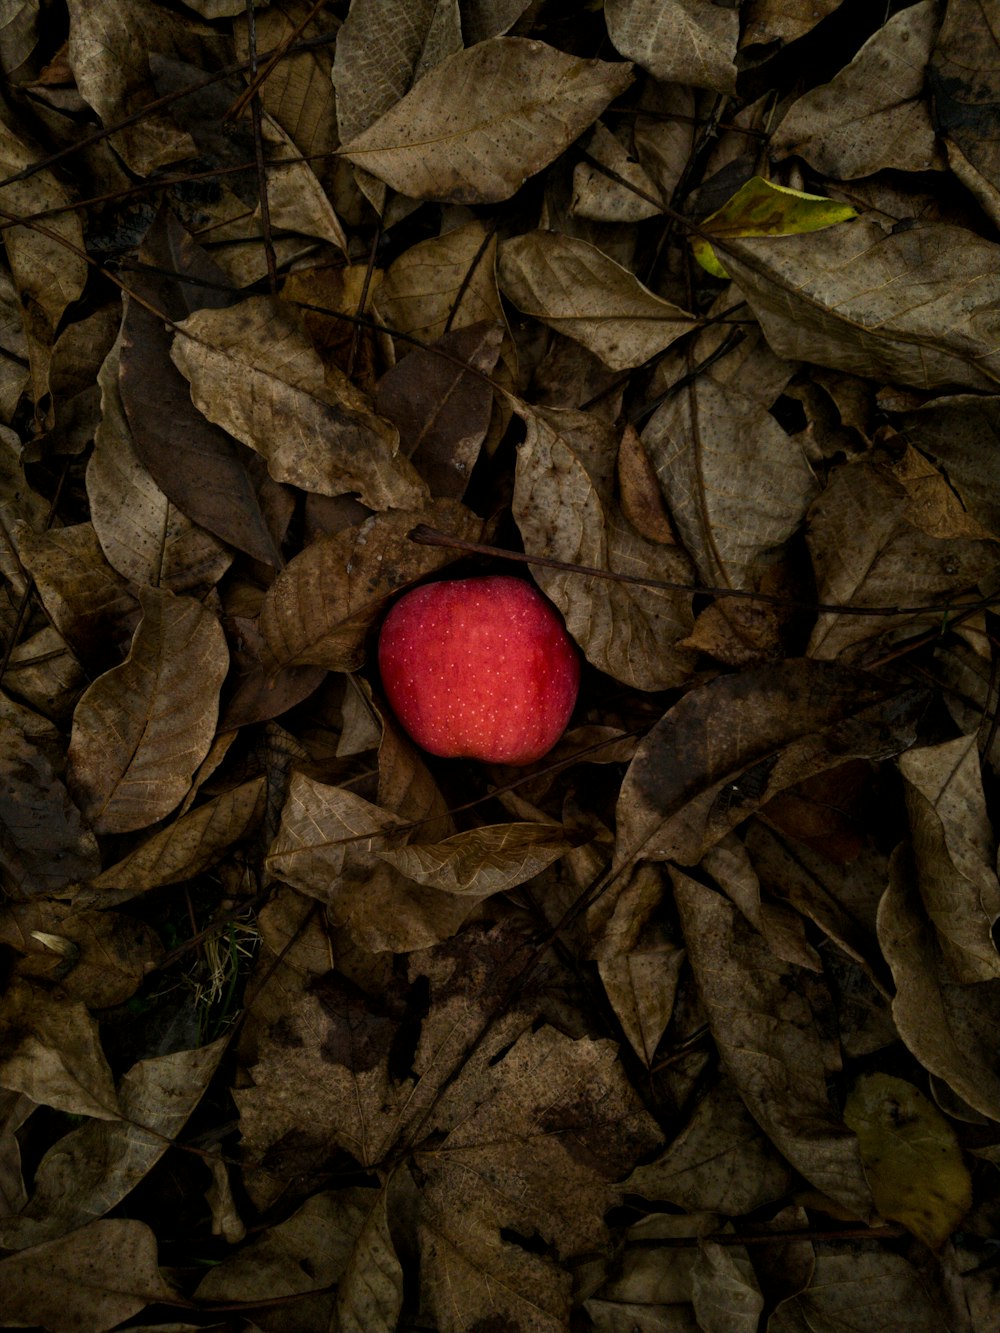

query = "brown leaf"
[
  {"left": 378, "top": 822, "right": 569, "bottom": 896},
  {"left": 0, "top": 703, "right": 99, "bottom": 896},
  {"left": 626, "top": 1077, "right": 794, "bottom": 1215},
  {"left": 806, "top": 442, "right": 998, "bottom": 661},
  {"left": 572, "top": 122, "right": 663, "bottom": 223},
  {"left": 0, "top": 119, "right": 88, "bottom": 415},
  {"left": 929, "top": 0, "right": 1000, "bottom": 222},
  {"left": 722, "top": 219, "right": 1000, "bottom": 392},
  {"left": 375, "top": 321, "right": 503, "bottom": 498},
  {"left": 769, "top": 1252, "right": 948, "bottom": 1331},
  {"left": 674, "top": 873, "right": 874, "bottom": 1220},
  {"left": 879, "top": 847, "right": 1000, "bottom": 1122},
  {"left": 332, "top": 0, "right": 463, "bottom": 146},
  {"left": 0, "top": 1039, "right": 226, "bottom": 1251},
  {"left": 0, "top": 903, "right": 160, "bottom": 1006},
  {"left": 614, "top": 659, "right": 927, "bottom": 870},
  {"left": 513, "top": 402, "right": 697, "bottom": 690},
  {"left": 641, "top": 320, "right": 816, "bottom": 589},
  {"left": 499, "top": 231, "right": 696, "bottom": 371},
  {"left": 120, "top": 212, "right": 291, "bottom": 568},
  {"left": 774, "top": 2, "right": 941, "bottom": 178},
  {"left": 0, "top": 978, "right": 119, "bottom": 1120},
  {"left": 0, "top": 1218, "right": 175, "bottom": 1331},
  {"left": 14, "top": 521, "right": 140, "bottom": 672},
  {"left": 267, "top": 773, "right": 470, "bottom": 953},
  {"left": 84, "top": 775, "right": 267, "bottom": 900},
  {"left": 605, "top": 0, "right": 738, "bottom": 93},
  {"left": 898, "top": 735, "right": 1000, "bottom": 982},
  {"left": 68, "top": 587, "right": 229, "bottom": 835},
  {"left": 259, "top": 500, "right": 482, "bottom": 673},
  {"left": 339, "top": 38, "right": 633, "bottom": 203},
  {"left": 171, "top": 295, "right": 426, "bottom": 508},
  {"left": 89, "top": 336, "right": 232, "bottom": 593},
  {"left": 616, "top": 422, "right": 677, "bottom": 546}
]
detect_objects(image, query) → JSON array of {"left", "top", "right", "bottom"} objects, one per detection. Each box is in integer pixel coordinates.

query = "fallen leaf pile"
[{"left": 2, "top": 1, "right": 1000, "bottom": 1330}]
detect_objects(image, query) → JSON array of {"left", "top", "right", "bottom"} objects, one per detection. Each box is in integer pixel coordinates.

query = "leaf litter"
[{"left": 1, "top": 2, "right": 1000, "bottom": 1330}]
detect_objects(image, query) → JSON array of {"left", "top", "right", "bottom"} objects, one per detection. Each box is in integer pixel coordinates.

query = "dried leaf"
[
  {"left": 0, "top": 1218, "right": 175, "bottom": 1331},
  {"left": 641, "top": 322, "right": 815, "bottom": 589},
  {"left": 626, "top": 1077, "right": 794, "bottom": 1215},
  {"left": 615, "top": 660, "right": 926, "bottom": 870},
  {"left": 171, "top": 295, "right": 426, "bottom": 509},
  {"left": 898, "top": 735, "right": 1000, "bottom": 982},
  {"left": 375, "top": 321, "right": 503, "bottom": 498},
  {"left": 14, "top": 521, "right": 140, "bottom": 671},
  {"left": 806, "top": 442, "right": 998, "bottom": 662},
  {"left": 499, "top": 231, "right": 696, "bottom": 371},
  {"left": 674, "top": 873, "right": 874, "bottom": 1220},
  {"left": 928, "top": 0, "right": 1000, "bottom": 209},
  {"left": 120, "top": 213, "right": 290, "bottom": 568},
  {"left": 513, "top": 403, "right": 697, "bottom": 690},
  {"left": 260, "top": 501, "right": 481, "bottom": 673},
  {"left": 89, "top": 336, "right": 232, "bottom": 593},
  {"left": 721, "top": 219, "right": 1000, "bottom": 392},
  {"left": 68, "top": 587, "right": 229, "bottom": 835},
  {"left": 258, "top": 109, "right": 348, "bottom": 251},
  {"left": 66, "top": 0, "right": 202, "bottom": 174},
  {"left": 0, "top": 978, "right": 119, "bottom": 1120},
  {"left": 85, "top": 776, "right": 267, "bottom": 899},
  {"left": 0, "top": 705, "right": 99, "bottom": 896},
  {"left": 335, "top": 1183, "right": 405, "bottom": 1333},
  {"left": 879, "top": 848, "right": 1000, "bottom": 1122},
  {"left": 774, "top": 2, "right": 941, "bottom": 178},
  {"left": 332, "top": 0, "right": 463, "bottom": 145},
  {"left": 844, "top": 1072, "right": 972, "bottom": 1249},
  {"left": 339, "top": 37, "right": 633, "bottom": 203},
  {"left": 0, "top": 119, "right": 87, "bottom": 412},
  {"left": 605, "top": 0, "right": 738, "bottom": 93},
  {"left": 769, "top": 1252, "right": 947, "bottom": 1332},
  {"left": 0, "top": 1040, "right": 226, "bottom": 1251},
  {"left": 378, "top": 822, "right": 569, "bottom": 896},
  {"left": 691, "top": 1242, "right": 763, "bottom": 1333},
  {"left": 572, "top": 122, "right": 663, "bottom": 223}
]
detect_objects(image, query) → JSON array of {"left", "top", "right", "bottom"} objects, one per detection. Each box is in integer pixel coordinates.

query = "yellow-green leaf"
[
  {"left": 692, "top": 175, "right": 857, "bottom": 278},
  {"left": 844, "top": 1072, "right": 971, "bottom": 1249}
]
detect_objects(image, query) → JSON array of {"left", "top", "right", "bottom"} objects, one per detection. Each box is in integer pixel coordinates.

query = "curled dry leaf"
[
  {"left": 499, "top": 231, "right": 696, "bottom": 371},
  {"left": 377, "top": 821, "right": 570, "bottom": 896},
  {"left": 68, "top": 587, "right": 229, "bottom": 835},
  {"left": 513, "top": 402, "right": 697, "bottom": 691},
  {"left": 84, "top": 775, "right": 267, "bottom": 901},
  {"left": 673, "top": 874, "right": 875, "bottom": 1221},
  {"left": 375, "top": 320, "right": 503, "bottom": 499},
  {"left": 721, "top": 219, "right": 1000, "bottom": 392},
  {"left": 879, "top": 847, "right": 1000, "bottom": 1122},
  {"left": 898, "top": 735, "right": 1000, "bottom": 983},
  {"left": 89, "top": 337, "right": 232, "bottom": 594},
  {"left": 259, "top": 500, "right": 482, "bottom": 673},
  {"left": 338, "top": 37, "right": 633, "bottom": 203},
  {"left": 170, "top": 295, "right": 426, "bottom": 509}
]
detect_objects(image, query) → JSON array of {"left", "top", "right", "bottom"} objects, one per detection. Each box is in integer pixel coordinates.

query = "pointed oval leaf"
[
  {"left": 339, "top": 37, "right": 633, "bottom": 203},
  {"left": 378, "top": 822, "right": 569, "bottom": 896},
  {"left": 68, "top": 588, "right": 229, "bottom": 835}
]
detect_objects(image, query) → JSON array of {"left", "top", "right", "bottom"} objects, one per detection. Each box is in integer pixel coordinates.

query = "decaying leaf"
[
  {"left": 605, "top": 0, "right": 738, "bottom": 93},
  {"left": 338, "top": 38, "right": 633, "bottom": 203},
  {"left": 500, "top": 231, "right": 696, "bottom": 371},
  {"left": 67, "top": 587, "right": 229, "bottom": 834},
  {"left": 845, "top": 1071, "right": 972, "bottom": 1249}
]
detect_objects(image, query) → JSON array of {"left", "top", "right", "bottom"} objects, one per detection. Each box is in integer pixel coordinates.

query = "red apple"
[{"left": 377, "top": 575, "right": 580, "bottom": 764}]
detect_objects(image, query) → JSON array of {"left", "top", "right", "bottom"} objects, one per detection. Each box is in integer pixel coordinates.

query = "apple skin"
[{"left": 377, "top": 575, "right": 580, "bottom": 765}]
